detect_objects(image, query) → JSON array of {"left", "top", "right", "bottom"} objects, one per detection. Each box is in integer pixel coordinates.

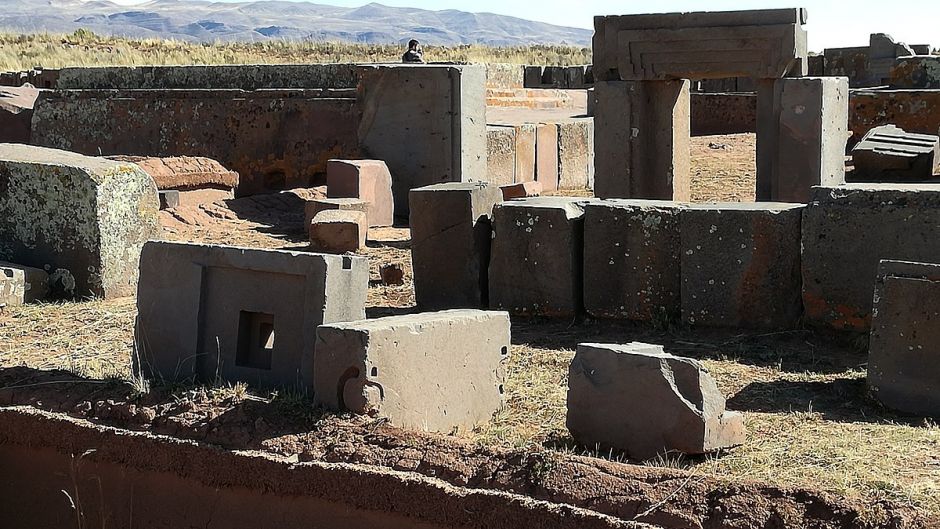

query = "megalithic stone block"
[
  {"left": 681, "top": 202, "right": 804, "bottom": 329},
  {"left": 314, "top": 309, "right": 510, "bottom": 433},
  {"left": 326, "top": 159, "right": 395, "bottom": 227},
  {"left": 851, "top": 125, "right": 940, "bottom": 181},
  {"left": 557, "top": 119, "right": 595, "bottom": 190},
  {"left": 583, "top": 200, "right": 684, "bottom": 322},
  {"left": 890, "top": 56, "right": 940, "bottom": 89},
  {"left": 755, "top": 76, "right": 849, "bottom": 202},
  {"left": 594, "top": 8, "right": 808, "bottom": 82},
  {"left": 0, "top": 261, "right": 49, "bottom": 307},
  {"left": 0, "top": 144, "right": 159, "bottom": 299},
  {"left": 567, "top": 342, "right": 745, "bottom": 460},
  {"left": 304, "top": 198, "right": 370, "bottom": 238},
  {"left": 802, "top": 185, "right": 940, "bottom": 332},
  {"left": 309, "top": 210, "right": 368, "bottom": 254},
  {"left": 535, "top": 123, "right": 560, "bottom": 191},
  {"left": 513, "top": 124, "right": 537, "bottom": 183},
  {"left": 489, "top": 197, "right": 591, "bottom": 317},
  {"left": 868, "top": 260, "right": 940, "bottom": 418},
  {"left": 594, "top": 80, "right": 691, "bottom": 201},
  {"left": 135, "top": 241, "right": 369, "bottom": 389},
  {"left": 486, "top": 125, "right": 516, "bottom": 186},
  {"left": 409, "top": 182, "right": 502, "bottom": 310}
]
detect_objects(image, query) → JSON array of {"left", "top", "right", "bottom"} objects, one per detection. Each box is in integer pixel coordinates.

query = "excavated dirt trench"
[{"left": 0, "top": 368, "right": 927, "bottom": 529}]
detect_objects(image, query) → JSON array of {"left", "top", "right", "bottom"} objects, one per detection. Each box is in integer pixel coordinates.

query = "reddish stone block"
[
  {"left": 536, "top": 123, "right": 559, "bottom": 191},
  {"left": 309, "top": 210, "right": 367, "bottom": 254},
  {"left": 327, "top": 159, "right": 394, "bottom": 227},
  {"left": 500, "top": 181, "right": 542, "bottom": 201}
]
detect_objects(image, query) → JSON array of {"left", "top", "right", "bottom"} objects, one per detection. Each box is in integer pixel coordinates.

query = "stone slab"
[
  {"left": 309, "top": 210, "right": 367, "bottom": 254},
  {"left": 583, "top": 200, "right": 684, "bottom": 322},
  {"left": 409, "top": 182, "right": 502, "bottom": 310},
  {"left": 305, "top": 198, "right": 370, "bottom": 238},
  {"left": 105, "top": 155, "right": 239, "bottom": 191},
  {"left": 851, "top": 125, "right": 939, "bottom": 181},
  {"left": 567, "top": 342, "right": 745, "bottom": 460},
  {"left": 513, "top": 124, "right": 536, "bottom": 183},
  {"left": 557, "top": 120, "right": 594, "bottom": 190},
  {"left": 681, "top": 203, "right": 803, "bottom": 329},
  {"left": 326, "top": 159, "right": 395, "bottom": 226},
  {"left": 135, "top": 241, "right": 368, "bottom": 389},
  {"left": 0, "top": 262, "right": 49, "bottom": 307},
  {"left": 0, "top": 86, "right": 37, "bottom": 144},
  {"left": 535, "top": 123, "right": 559, "bottom": 191},
  {"left": 314, "top": 309, "right": 510, "bottom": 433},
  {"left": 500, "top": 181, "right": 542, "bottom": 201},
  {"left": 0, "top": 144, "right": 159, "bottom": 299},
  {"left": 891, "top": 56, "right": 940, "bottom": 89},
  {"left": 867, "top": 260, "right": 940, "bottom": 418},
  {"left": 489, "top": 197, "right": 591, "bottom": 317},
  {"left": 55, "top": 64, "right": 363, "bottom": 90},
  {"left": 802, "top": 185, "right": 940, "bottom": 332},
  {"left": 486, "top": 125, "right": 516, "bottom": 186}
]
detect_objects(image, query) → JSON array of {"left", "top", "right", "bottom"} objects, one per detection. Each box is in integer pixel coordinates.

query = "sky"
[{"left": 106, "top": 0, "right": 940, "bottom": 51}]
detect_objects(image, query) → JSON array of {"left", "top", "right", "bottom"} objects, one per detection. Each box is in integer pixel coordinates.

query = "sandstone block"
[
  {"left": 583, "top": 200, "right": 684, "bottom": 322},
  {"left": 0, "top": 86, "right": 37, "bottom": 144},
  {"left": 500, "top": 181, "right": 542, "bottom": 201},
  {"left": 868, "top": 260, "right": 940, "bottom": 418},
  {"left": 105, "top": 155, "right": 239, "bottom": 191},
  {"left": 0, "top": 262, "right": 48, "bottom": 307},
  {"left": 0, "top": 144, "right": 159, "bottom": 299},
  {"left": 489, "top": 197, "right": 590, "bottom": 317},
  {"left": 557, "top": 120, "right": 594, "bottom": 190},
  {"left": 314, "top": 310, "right": 510, "bottom": 433},
  {"left": 309, "top": 210, "right": 367, "bottom": 254},
  {"left": 486, "top": 125, "right": 516, "bottom": 186},
  {"left": 514, "top": 124, "right": 536, "bottom": 183},
  {"left": 304, "top": 198, "right": 370, "bottom": 238},
  {"left": 536, "top": 123, "right": 560, "bottom": 191},
  {"left": 135, "top": 241, "right": 368, "bottom": 389},
  {"left": 802, "top": 185, "right": 940, "bottom": 332},
  {"left": 851, "top": 125, "right": 939, "bottom": 181},
  {"left": 567, "top": 342, "right": 745, "bottom": 460},
  {"left": 326, "top": 159, "right": 394, "bottom": 227},
  {"left": 681, "top": 203, "right": 803, "bottom": 329},
  {"left": 409, "top": 182, "right": 502, "bottom": 310}
]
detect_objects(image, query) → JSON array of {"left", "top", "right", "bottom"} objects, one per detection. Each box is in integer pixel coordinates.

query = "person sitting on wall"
[{"left": 402, "top": 39, "right": 424, "bottom": 63}]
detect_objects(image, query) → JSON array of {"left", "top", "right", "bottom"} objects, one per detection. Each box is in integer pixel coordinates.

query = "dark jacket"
[{"left": 402, "top": 49, "right": 424, "bottom": 63}]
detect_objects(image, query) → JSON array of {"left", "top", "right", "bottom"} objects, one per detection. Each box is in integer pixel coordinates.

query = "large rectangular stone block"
[
  {"left": 583, "top": 200, "right": 684, "bottom": 322},
  {"left": 681, "top": 203, "right": 803, "bottom": 329},
  {"left": 513, "top": 124, "right": 537, "bottom": 183},
  {"left": 890, "top": 56, "right": 940, "bottom": 89},
  {"left": 357, "top": 65, "right": 486, "bottom": 215},
  {"left": 55, "top": 64, "right": 363, "bottom": 90},
  {"left": 557, "top": 119, "right": 595, "bottom": 190},
  {"left": 409, "top": 182, "right": 502, "bottom": 310},
  {"left": 802, "top": 185, "right": 940, "bottom": 332},
  {"left": 0, "top": 144, "right": 158, "bottom": 299},
  {"left": 594, "top": 80, "right": 691, "bottom": 200},
  {"left": 535, "top": 123, "right": 559, "bottom": 191},
  {"left": 135, "top": 241, "right": 369, "bottom": 390},
  {"left": 567, "top": 342, "right": 744, "bottom": 460},
  {"left": 489, "top": 197, "right": 591, "bottom": 317},
  {"left": 851, "top": 125, "right": 939, "bottom": 181},
  {"left": 314, "top": 310, "right": 509, "bottom": 433},
  {"left": 326, "top": 159, "right": 395, "bottom": 226},
  {"left": 594, "top": 9, "right": 807, "bottom": 82},
  {"left": 485, "top": 125, "right": 516, "bottom": 186},
  {"left": 0, "top": 262, "right": 48, "bottom": 307},
  {"left": 756, "top": 77, "right": 849, "bottom": 203},
  {"left": 868, "top": 260, "right": 940, "bottom": 418}
]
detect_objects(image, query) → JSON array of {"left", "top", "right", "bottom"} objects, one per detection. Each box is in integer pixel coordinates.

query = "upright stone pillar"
[
  {"left": 594, "top": 79, "right": 691, "bottom": 201},
  {"left": 756, "top": 76, "right": 849, "bottom": 202}
]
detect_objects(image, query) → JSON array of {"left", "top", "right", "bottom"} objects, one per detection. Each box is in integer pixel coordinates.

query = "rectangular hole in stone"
[{"left": 236, "top": 311, "right": 274, "bottom": 370}]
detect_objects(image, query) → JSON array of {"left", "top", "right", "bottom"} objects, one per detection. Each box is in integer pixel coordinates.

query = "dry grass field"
[{"left": 0, "top": 30, "right": 591, "bottom": 72}]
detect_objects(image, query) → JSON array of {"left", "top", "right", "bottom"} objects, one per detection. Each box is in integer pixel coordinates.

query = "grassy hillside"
[{"left": 0, "top": 30, "right": 592, "bottom": 71}]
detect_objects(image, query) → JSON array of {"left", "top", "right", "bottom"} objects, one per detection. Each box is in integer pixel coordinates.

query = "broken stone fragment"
[
  {"left": 566, "top": 342, "right": 745, "bottom": 460},
  {"left": 309, "top": 209, "right": 367, "bottom": 254}
]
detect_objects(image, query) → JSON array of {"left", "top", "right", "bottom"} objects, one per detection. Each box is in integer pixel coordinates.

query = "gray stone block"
[
  {"left": 851, "top": 125, "right": 939, "bottom": 181},
  {"left": 357, "top": 64, "right": 486, "bottom": 215},
  {"left": 0, "top": 262, "right": 48, "bottom": 307},
  {"left": 409, "top": 182, "right": 502, "bottom": 310},
  {"left": 567, "top": 342, "right": 745, "bottom": 460},
  {"left": 486, "top": 125, "right": 516, "bottom": 186},
  {"left": 557, "top": 119, "right": 595, "bottom": 190},
  {"left": 802, "top": 185, "right": 940, "bottom": 332},
  {"left": 314, "top": 310, "right": 510, "bottom": 433},
  {"left": 0, "top": 144, "right": 159, "bottom": 299},
  {"left": 55, "top": 64, "right": 363, "bottom": 90},
  {"left": 891, "top": 56, "right": 940, "bottom": 89},
  {"left": 681, "top": 203, "right": 803, "bottom": 329},
  {"left": 135, "top": 241, "right": 368, "bottom": 390},
  {"left": 868, "top": 260, "right": 940, "bottom": 418},
  {"left": 489, "top": 197, "right": 591, "bottom": 317},
  {"left": 523, "top": 66, "right": 544, "bottom": 88},
  {"left": 583, "top": 200, "right": 684, "bottom": 322}
]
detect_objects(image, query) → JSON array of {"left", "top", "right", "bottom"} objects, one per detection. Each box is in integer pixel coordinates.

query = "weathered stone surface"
[
  {"left": 867, "top": 260, "right": 940, "bottom": 417},
  {"left": 851, "top": 125, "right": 939, "bottom": 181},
  {"left": 849, "top": 89, "right": 940, "bottom": 145},
  {"left": 514, "top": 124, "right": 537, "bottom": 183},
  {"left": 567, "top": 342, "right": 745, "bottom": 460},
  {"left": 523, "top": 66, "right": 543, "bottom": 88},
  {"left": 500, "top": 181, "right": 542, "bottom": 201},
  {"left": 31, "top": 89, "right": 360, "bottom": 197},
  {"left": 357, "top": 64, "right": 486, "bottom": 215},
  {"left": 158, "top": 190, "right": 180, "bottom": 210},
  {"left": 583, "top": 200, "right": 684, "bottom": 322},
  {"left": 55, "top": 64, "right": 362, "bottom": 90},
  {"left": 135, "top": 241, "right": 368, "bottom": 389},
  {"left": 314, "top": 310, "right": 510, "bottom": 433},
  {"left": 594, "top": 9, "right": 807, "bottom": 82},
  {"left": 0, "top": 85, "right": 37, "bottom": 144},
  {"left": 0, "top": 144, "right": 159, "bottom": 299},
  {"left": 485, "top": 63, "right": 524, "bottom": 90},
  {"left": 594, "top": 80, "right": 691, "bottom": 201},
  {"left": 802, "top": 185, "right": 940, "bottom": 332},
  {"left": 557, "top": 120, "right": 594, "bottom": 190},
  {"left": 489, "top": 197, "right": 591, "bottom": 317},
  {"left": 756, "top": 76, "right": 849, "bottom": 202},
  {"left": 309, "top": 210, "right": 367, "bottom": 254},
  {"left": 486, "top": 125, "right": 516, "bottom": 186},
  {"left": 326, "top": 159, "right": 394, "bottom": 227},
  {"left": 104, "top": 155, "right": 239, "bottom": 191},
  {"left": 0, "top": 262, "right": 48, "bottom": 307},
  {"left": 681, "top": 203, "right": 803, "bottom": 329},
  {"left": 890, "top": 56, "right": 940, "bottom": 89},
  {"left": 690, "top": 92, "right": 756, "bottom": 136},
  {"left": 409, "top": 182, "right": 502, "bottom": 310},
  {"left": 535, "top": 123, "right": 559, "bottom": 191},
  {"left": 304, "top": 198, "right": 369, "bottom": 238}
]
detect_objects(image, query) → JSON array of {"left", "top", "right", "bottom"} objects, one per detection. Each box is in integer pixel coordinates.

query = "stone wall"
[{"left": 55, "top": 64, "right": 362, "bottom": 90}]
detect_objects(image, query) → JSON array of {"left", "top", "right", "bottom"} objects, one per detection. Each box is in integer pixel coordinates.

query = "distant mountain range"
[{"left": 0, "top": 0, "right": 593, "bottom": 46}]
